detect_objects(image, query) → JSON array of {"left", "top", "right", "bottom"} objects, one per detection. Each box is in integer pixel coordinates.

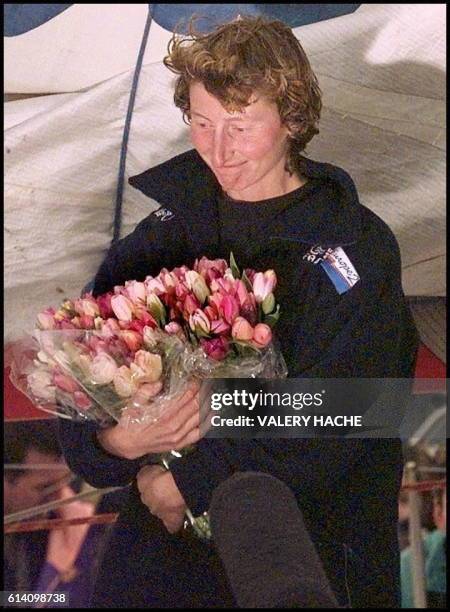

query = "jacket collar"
[{"left": 128, "top": 148, "right": 362, "bottom": 248}]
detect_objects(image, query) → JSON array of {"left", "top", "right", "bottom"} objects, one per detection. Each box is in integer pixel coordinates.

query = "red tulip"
[
  {"left": 97, "top": 293, "right": 114, "bottom": 319},
  {"left": 200, "top": 337, "right": 230, "bottom": 361}
]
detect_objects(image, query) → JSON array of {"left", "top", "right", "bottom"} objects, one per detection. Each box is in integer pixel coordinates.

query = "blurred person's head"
[
  {"left": 4, "top": 420, "right": 69, "bottom": 515},
  {"left": 432, "top": 487, "right": 446, "bottom": 533}
]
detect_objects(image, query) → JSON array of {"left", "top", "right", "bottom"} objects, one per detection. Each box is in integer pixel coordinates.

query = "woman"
[{"left": 59, "top": 16, "right": 418, "bottom": 607}]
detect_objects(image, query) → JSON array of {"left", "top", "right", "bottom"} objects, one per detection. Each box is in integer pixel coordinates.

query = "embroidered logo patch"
[
  {"left": 153, "top": 207, "right": 174, "bottom": 222},
  {"left": 303, "top": 245, "right": 360, "bottom": 294}
]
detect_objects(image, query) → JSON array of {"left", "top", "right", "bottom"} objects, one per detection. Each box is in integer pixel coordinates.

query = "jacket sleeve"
[
  {"left": 170, "top": 221, "right": 419, "bottom": 516},
  {"left": 57, "top": 419, "right": 145, "bottom": 489},
  {"left": 92, "top": 210, "right": 187, "bottom": 296},
  {"left": 58, "top": 210, "right": 186, "bottom": 487}
]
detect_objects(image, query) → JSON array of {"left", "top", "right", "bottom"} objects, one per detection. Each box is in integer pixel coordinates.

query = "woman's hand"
[
  {"left": 137, "top": 465, "right": 187, "bottom": 533},
  {"left": 96, "top": 381, "right": 201, "bottom": 460}
]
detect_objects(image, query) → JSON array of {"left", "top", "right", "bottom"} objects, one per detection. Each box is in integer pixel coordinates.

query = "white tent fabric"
[{"left": 4, "top": 3, "right": 446, "bottom": 345}]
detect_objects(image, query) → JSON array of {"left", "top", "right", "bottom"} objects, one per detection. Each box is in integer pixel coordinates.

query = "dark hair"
[
  {"left": 164, "top": 14, "right": 322, "bottom": 172},
  {"left": 4, "top": 420, "right": 62, "bottom": 480}
]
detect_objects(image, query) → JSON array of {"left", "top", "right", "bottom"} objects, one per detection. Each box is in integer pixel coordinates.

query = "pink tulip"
[
  {"left": 88, "top": 336, "right": 109, "bottom": 354},
  {"left": 89, "top": 353, "right": 118, "bottom": 385},
  {"left": 60, "top": 320, "right": 77, "bottom": 330},
  {"left": 164, "top": 322, "right": 182, "bottom": 335},
  {"left": 128, "top": 319, "right": 146, "bottom": 335},
  {"left": 204, "top": 305, "right": 218, "bottom": 321},
  {"left": 231, "top": 317, "right": 254, "bottom": 341},
  {"left": 130, "top": 350, "right": 162, "bottom": 383},
  {"left": 172, "top": 265, "right": 190, "bottom": 281},
  {"left": 235, "top": 280, "right": 250, "bottom": 307},
  {"left": 120, "top": 330, "right": 143, "bottom": 352},
  {"left": 252, "top": 270, "right": 277, "bottom": 303},
  {"left": 210, "top": 319, "right": 230, "bottom": 335},
  {"left": 53, "top": 371, "right": 80, "bottom": 394},
  {"left": 208, "top": 293, "right": 223, "bottom": 314},
  {"left": 182, "top": 294, "right": 201, "bottom": 319},
  {"left": 144, "top": 276, "right": 166, "bottom": 295},
  {"left": 161, "top": 272, "right": 179, "bottom": 292},
  {"left": 73, "top": 391, "right": 93, "bottom": 411},
  {"left": 73, "top": 299, "right": 86, "bottom": 317},
  {"left": 194, "top": 256, "right": 228, "bottom": 281},
  {"left": 133, "top": 307, "right": 155, "bottom": 326},
  {"left": 79, "top": 315, "right": 94, "bottom": 329},
  {"left": 200, "top": 337, "right": 230, "bottom": 361},
  {"left": 210, "top": 277, "right": 234, "bottom": 294},
  {"left": 251, "top": 323, "right": 272, "bottom": 348},
  {"left": 125, "top": 280, "right": 146, "bottom": 304},
  {"left": 100, "top": 318, "right": 121, "bottom": 339},
  {"left": 80, "top": 297, "right": 100, "bottom": 318},
  {"left": 175, "top": 283, "right": 189, "bottom": 301},
  {"left": 221, "top": 295, "right": 240, "bottom": 325},
  {"left": 111, "top": 294, "right": 135, "bottom": 322},
  {"left": 113, "top": 366, "right": 138, "bottom": 398},
  {"left": 97, "top": 293, "right": 114, "bottom": 319},
  {"left": 37, "top": 310, "right": 56, "bottom": 330}
]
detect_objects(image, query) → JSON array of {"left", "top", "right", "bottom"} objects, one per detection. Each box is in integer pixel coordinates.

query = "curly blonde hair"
[{"left": 163, "top": 15, "right": 322, "bottom": 172}]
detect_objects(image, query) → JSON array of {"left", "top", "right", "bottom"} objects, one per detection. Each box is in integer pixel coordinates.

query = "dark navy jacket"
[{"left": 58, "top": 149, "right": 418, "bottom": 608}]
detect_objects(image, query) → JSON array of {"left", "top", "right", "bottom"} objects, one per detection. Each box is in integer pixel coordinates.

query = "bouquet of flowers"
[{"left": 10, "top": 253, "right": 287, "bottom": 538}]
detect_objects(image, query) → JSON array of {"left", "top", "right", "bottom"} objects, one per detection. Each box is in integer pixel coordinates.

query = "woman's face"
[{"left": 189, "top": 81, "right": 292, "bottom": 201}]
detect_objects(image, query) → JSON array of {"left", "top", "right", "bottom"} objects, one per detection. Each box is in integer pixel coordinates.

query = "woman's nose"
[{"left": 212, "top": 129, "right": 233, "bottom": 167}]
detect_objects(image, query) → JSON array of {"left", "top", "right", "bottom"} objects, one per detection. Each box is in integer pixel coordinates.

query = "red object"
[
  {"left": 401, "top": 479, "right": 446, "bottom": 493},
  {"left": 4, "top": 365, "right": 54, "bottom": 421},
  {"left": 413, "top": 342, "right": 446, "bottom": 394},
  {"left": 5, "top": 513, "right": 119, "bottom": 534}
]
